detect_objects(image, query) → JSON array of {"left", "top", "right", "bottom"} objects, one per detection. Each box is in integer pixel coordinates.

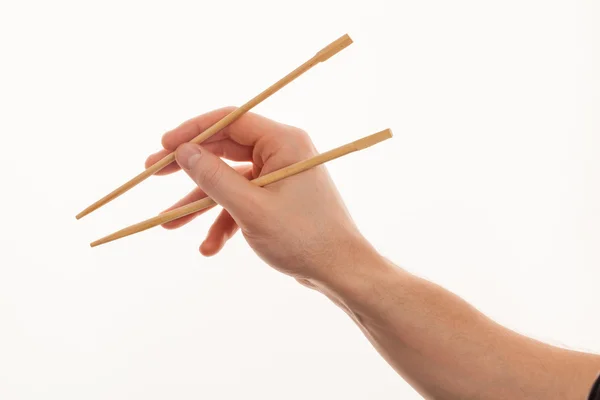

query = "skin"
[{"left": 146, "top": 107, "right": 600, "bottom": 400}]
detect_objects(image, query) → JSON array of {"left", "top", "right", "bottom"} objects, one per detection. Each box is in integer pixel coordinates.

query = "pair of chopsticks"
[{"left": 79, "top": 34, "right": 393, "bottom": 247}]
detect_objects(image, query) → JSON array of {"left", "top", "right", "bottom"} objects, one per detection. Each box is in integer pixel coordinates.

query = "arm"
[
  {"left": 314, "top": 241, "right": 600, "bottom": 399},
  {"left": 146, "top": 108, "right": 600, "bottom": 399}
]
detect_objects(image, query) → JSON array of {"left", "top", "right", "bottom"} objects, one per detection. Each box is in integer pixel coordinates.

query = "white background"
[{"left": 0, "top": 0, "right": 599, "bottom": 398}]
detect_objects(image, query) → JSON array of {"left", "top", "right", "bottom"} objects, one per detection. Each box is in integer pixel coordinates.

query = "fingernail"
[{"left": 176, "top": 143, "right": 202, "bottom": 171}]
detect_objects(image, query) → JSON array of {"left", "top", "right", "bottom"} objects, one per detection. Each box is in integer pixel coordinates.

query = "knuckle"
[
  {"left": 291, "top": 128, "right": 317, "bottom": 155},
  {"left": 294, "top": 128, "right": 312, "bottom": 144}
]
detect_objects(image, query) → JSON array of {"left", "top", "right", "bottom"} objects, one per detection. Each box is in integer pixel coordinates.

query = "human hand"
[{"left": 145, "top": 107, "right": 372, "bottom": 283}]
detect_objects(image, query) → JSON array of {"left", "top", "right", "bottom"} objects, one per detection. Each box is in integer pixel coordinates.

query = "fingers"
[
  {"left": 160, "top": 165, "right": 252, "bottom": 229},
  {"left": 175, "top": 143, "right": 265, "bottom": 222},
  {"left": 161, "top": 107, "right": 235, "bottom": 150},
  {"left": 161, "top": 106, "right": 290, "bottom": 150},
  {"left": 202, "top": 140, "right": 253, "bottom": 163},
  {"left": 145, "top": 140, "right": 253, "bottom": 176},
  {"left": 148, "top": 107, "right": 316, "bottom": 177},
  {"left": 159, "top": 186, "right": 216, "bottom": 229},
  {"left": 199, "top": 208, "right": 239, "bottom": 256},
  {"left": 145, "top": 149, "right": 181, "bottom": 175}
]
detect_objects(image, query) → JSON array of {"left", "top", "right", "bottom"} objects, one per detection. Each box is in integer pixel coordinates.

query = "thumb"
[{"left": 175, "top": 143, "right": 264, "bottom": 219}]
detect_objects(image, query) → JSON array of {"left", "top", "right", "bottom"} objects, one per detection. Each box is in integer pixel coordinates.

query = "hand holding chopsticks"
[
  {"left": 91, "top": 129, "right": 392, "bottom": 247},
  {"left": 77, "top": 33, "right": 395, "bottom": 250}
]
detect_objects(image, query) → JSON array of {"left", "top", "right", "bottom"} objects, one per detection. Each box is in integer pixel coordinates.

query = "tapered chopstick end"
[
  {"left": 90, "top": 239, "right": 103, "bottom": 248},
  {"left": 90, "top": 234, "right": 115, "bottom": 248},
  {"left": 76, "top": 201, "right": 102, "bottom": 220}
]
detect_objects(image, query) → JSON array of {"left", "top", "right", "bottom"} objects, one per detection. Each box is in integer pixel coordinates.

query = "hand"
[{"left": 145, "top": 107, "right": 371, "bottom": 283}]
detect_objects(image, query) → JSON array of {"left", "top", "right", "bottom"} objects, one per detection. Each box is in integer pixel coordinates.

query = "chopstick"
[
  {"left": 76, "top": 34, "right": 353, "bottom": 220},
  {"left": 90, "top": 128, "right": 392, "bottom": 247}
]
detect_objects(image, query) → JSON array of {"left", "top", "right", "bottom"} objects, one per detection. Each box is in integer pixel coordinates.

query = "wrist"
[{"left": 309, "top": 234, "right": 405, "bottom": 317}]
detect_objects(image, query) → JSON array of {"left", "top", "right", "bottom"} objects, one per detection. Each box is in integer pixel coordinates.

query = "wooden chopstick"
[
  {"left": 76, "top": 34, "right": 353, "bottom": 220},
  {"left": 90, "top": 128, "right": 392, "bottom": 247}
]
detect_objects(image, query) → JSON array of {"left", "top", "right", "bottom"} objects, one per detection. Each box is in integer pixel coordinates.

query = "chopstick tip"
[{"left": 76, "top": 208, "right": 91, "bottom": 220}]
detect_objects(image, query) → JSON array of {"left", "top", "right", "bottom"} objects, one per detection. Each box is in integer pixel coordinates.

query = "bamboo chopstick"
[
  {"left": 76, "top": 34, "right": 353, "bottom": 220},
  {"left": 90, "top": 128, "right": 392, "bottom": 247}
]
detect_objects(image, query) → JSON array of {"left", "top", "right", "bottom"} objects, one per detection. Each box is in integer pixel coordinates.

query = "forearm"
[{"left": 313, "top": 240, "right": 600, "bottom": 399}]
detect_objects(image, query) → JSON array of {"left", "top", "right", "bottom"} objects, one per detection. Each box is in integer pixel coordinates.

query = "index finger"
[{"left": 161, "top": 106, "right": 291, "bottom": 150}]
